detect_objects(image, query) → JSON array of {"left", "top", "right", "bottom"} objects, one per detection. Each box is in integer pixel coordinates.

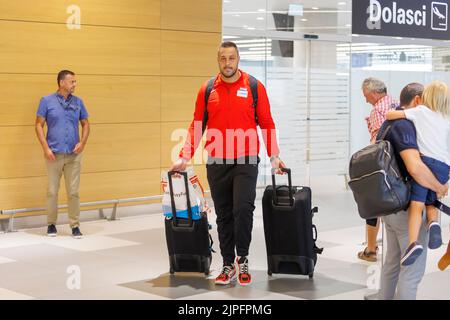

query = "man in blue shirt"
[
  {"left": 35, "top": 70, "right": 90, "bottom": 238},
  {"left": 366, "top": 83, "right": 448, "bottom": 300}
]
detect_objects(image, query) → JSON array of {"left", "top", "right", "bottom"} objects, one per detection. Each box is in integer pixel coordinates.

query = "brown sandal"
[{"left": 358, "top": 247, "right": 378, "bottom": 262}]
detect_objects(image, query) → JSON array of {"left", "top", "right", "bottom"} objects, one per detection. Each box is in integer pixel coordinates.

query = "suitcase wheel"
[
  {"left": 169, "top": 267, "right": 175, "bottom": 275},
  {"left": 267, "top": 270, "right": 272, "bottom": 276},
  {"left": 308, "top": 273, "right": 313, "bottom": 279}
]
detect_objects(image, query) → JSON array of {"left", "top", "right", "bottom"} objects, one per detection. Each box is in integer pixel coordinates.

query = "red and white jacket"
[{"left": 179, "top": 70, "right": 280, "bottom": 160}]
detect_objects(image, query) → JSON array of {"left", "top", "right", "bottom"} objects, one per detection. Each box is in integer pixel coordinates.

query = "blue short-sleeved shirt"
[
  {"left": 377, "top": 116, "right": 419, "bottom": 179},
  {"left": 37, "top": 93, "right": 89, "bottom": 154}
]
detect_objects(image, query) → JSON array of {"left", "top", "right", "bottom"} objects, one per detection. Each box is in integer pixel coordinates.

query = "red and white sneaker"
[
  {"left": 235, "top": 256, "right": 252, "bottom": 286},
  {"left": 214, "top": 264, "right": 236, "bottom": 285}
]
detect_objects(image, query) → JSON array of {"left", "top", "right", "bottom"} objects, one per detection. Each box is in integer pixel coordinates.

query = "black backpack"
[
  {"left": 202, "top": 75, "right": 259, "bottom": 134},
  {"left": 348, "top": 126, "right": 411, "bottom": 219}
]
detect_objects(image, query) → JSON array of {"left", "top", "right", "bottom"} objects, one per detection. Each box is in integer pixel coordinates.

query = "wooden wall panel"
[
  {"left": 0, "top": 74, "right": 55, "bottom": 126},
  {"left": 0, "top": 74, "right": 160, "bottom": 126},
  {"left": 161, "top": 0, "right": 221, "bottom": 33},
  {"left": 82, "top": 123, "right": 161, "bottom": 173},
  {"left": 0, "top": 0, "right": 161, "bottom": 29},
  {"left": 0, "top": 169, "right": 161, "bottom": 210},
  {"left": 161, "top": 121, "right": 190, "bottom": 168},
  {"left": 161, "top": 76, "right": 209, "bottom": 122},
  {"left": 0, "top": 0, "right": 221, "bottom": 211},
  {"left": 193, "top": 165, "right": 209, "bottom": 191},
  {"left": 0, "top": 176, "right": 49, "bottom": 210},
  {"left": 0, "top": 126, "right": 44, "bottom": 179},
  {"left": 0, "top": 20, "right": 161, "bottom": 75},
  {"left": 72, "top": 76, "right": 161, "bottom": 124},
  {"left": 79, "top": 169, "right": 161, "bottom": 202},
  {"left": 0, "top": 123, "right": 160, "bottom": 179},
  {"left": 161, "top": 31, "right": 220, "bottom": 76},
  {"left": 160, "top": 121, "right": 209, "bottom": 168}
]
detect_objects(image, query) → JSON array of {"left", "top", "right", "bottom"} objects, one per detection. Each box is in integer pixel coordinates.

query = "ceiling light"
[
  {"left": 301, "top": 18, "right": 308, "bottom": 22},
  {"left": 257, "top": 17, "right": 264, "bottom": 20},
  {"left": 257, "top": 8, "right": 266, "bottom": 12},
  {"left": 338, "top": 2, "right": 347, "bottom": 5},
  {"left": 311, "top": 7, "right": 319, "bottom": 10},
  {"left": 288, "top": 4, "right": 304, "bottom": 16},
  {"left": 248, "top": 48, "right": 271, "bottom": 51},
  {"left": 234, "top": 14, "right": 240, "bottom": 17},
  {"left": 346, "top": 24, "right": 352, "bottom": 27}
]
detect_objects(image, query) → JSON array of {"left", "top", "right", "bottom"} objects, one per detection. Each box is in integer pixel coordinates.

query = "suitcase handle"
[
  {"left": 271, "top": 168, "right": 294, "bottom": 206},
  {"left": 168, "top": 171, "right": 194, "bottom": 228}
]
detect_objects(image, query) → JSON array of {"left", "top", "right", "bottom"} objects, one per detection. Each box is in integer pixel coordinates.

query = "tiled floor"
[{"left": 0, "top": 180, "right": 449, "bottom": 300}]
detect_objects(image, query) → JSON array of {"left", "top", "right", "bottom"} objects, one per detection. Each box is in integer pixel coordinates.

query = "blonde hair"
[{"left": 422, "top": 81, "right": 450, "bottom": 116}]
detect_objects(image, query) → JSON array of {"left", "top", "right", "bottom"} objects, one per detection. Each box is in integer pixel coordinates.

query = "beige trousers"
[{"left": 46, "top": 153, "right": 82, "bottom": 228}]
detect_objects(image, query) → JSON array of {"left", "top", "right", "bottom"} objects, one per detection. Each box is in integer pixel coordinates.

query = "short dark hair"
[
  {"left": 57, "top": 70, "right": 75, "bottom": 86},
  {"left": 400, "top": 83, "right": 424, "bottom": 106},
  {"left": 219, "top": 41, "right": 239, "bottom": 55}
]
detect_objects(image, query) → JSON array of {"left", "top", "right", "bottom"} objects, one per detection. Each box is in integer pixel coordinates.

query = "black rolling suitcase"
[
  {"left": 165, "top": 171, "right": 213, "bottom": 275},
  {"left": 262, "top": 168, "right": 322, "bottom": 278}
]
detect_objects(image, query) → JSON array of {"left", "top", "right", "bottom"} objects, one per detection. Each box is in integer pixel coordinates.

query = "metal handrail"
[
  {"left": 0, "top": 182, "right": 302, "bottom": 234},
  {"left": 1, "top": 196, "right": 159, "bottom": 215},
  {"left": 0, "top": 184, "right": 278, "bottom": 233},
  {"left": 0, "top": 191, "right": 213, "bottom": 233}
]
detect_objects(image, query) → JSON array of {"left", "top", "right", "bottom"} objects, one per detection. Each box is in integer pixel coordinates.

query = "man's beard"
[{"left": 220, "top": 67, "right": 237, "bottom": 79}]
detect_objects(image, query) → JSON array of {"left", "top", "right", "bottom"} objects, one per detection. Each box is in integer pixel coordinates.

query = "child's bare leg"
[
  {"left": 425, "top": 205, "right": 438, "bottom": 225},
  {"left": 367, "top": 219, "right": 380, "bottom": 252},
  {"left": 408, "top": 201, "right": 425, "bottom": 245},
  {"left": 401, "top": 201, "right": 426, "bottom": 266}
]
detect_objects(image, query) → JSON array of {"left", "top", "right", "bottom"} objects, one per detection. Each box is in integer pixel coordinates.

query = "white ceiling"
[
  {"left": 222, "top": 0, "right": 352, "bottom": 35},
  {"left": 223, "top": 0, "right": 351, "bottom": 11},
  {"left": 222, "top": 0, "right": 450, "bottom": 48}
]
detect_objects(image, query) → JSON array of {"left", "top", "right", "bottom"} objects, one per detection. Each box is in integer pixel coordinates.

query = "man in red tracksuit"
[{"left": 171, "top": 41, "right": 285, "bottom": 286}]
